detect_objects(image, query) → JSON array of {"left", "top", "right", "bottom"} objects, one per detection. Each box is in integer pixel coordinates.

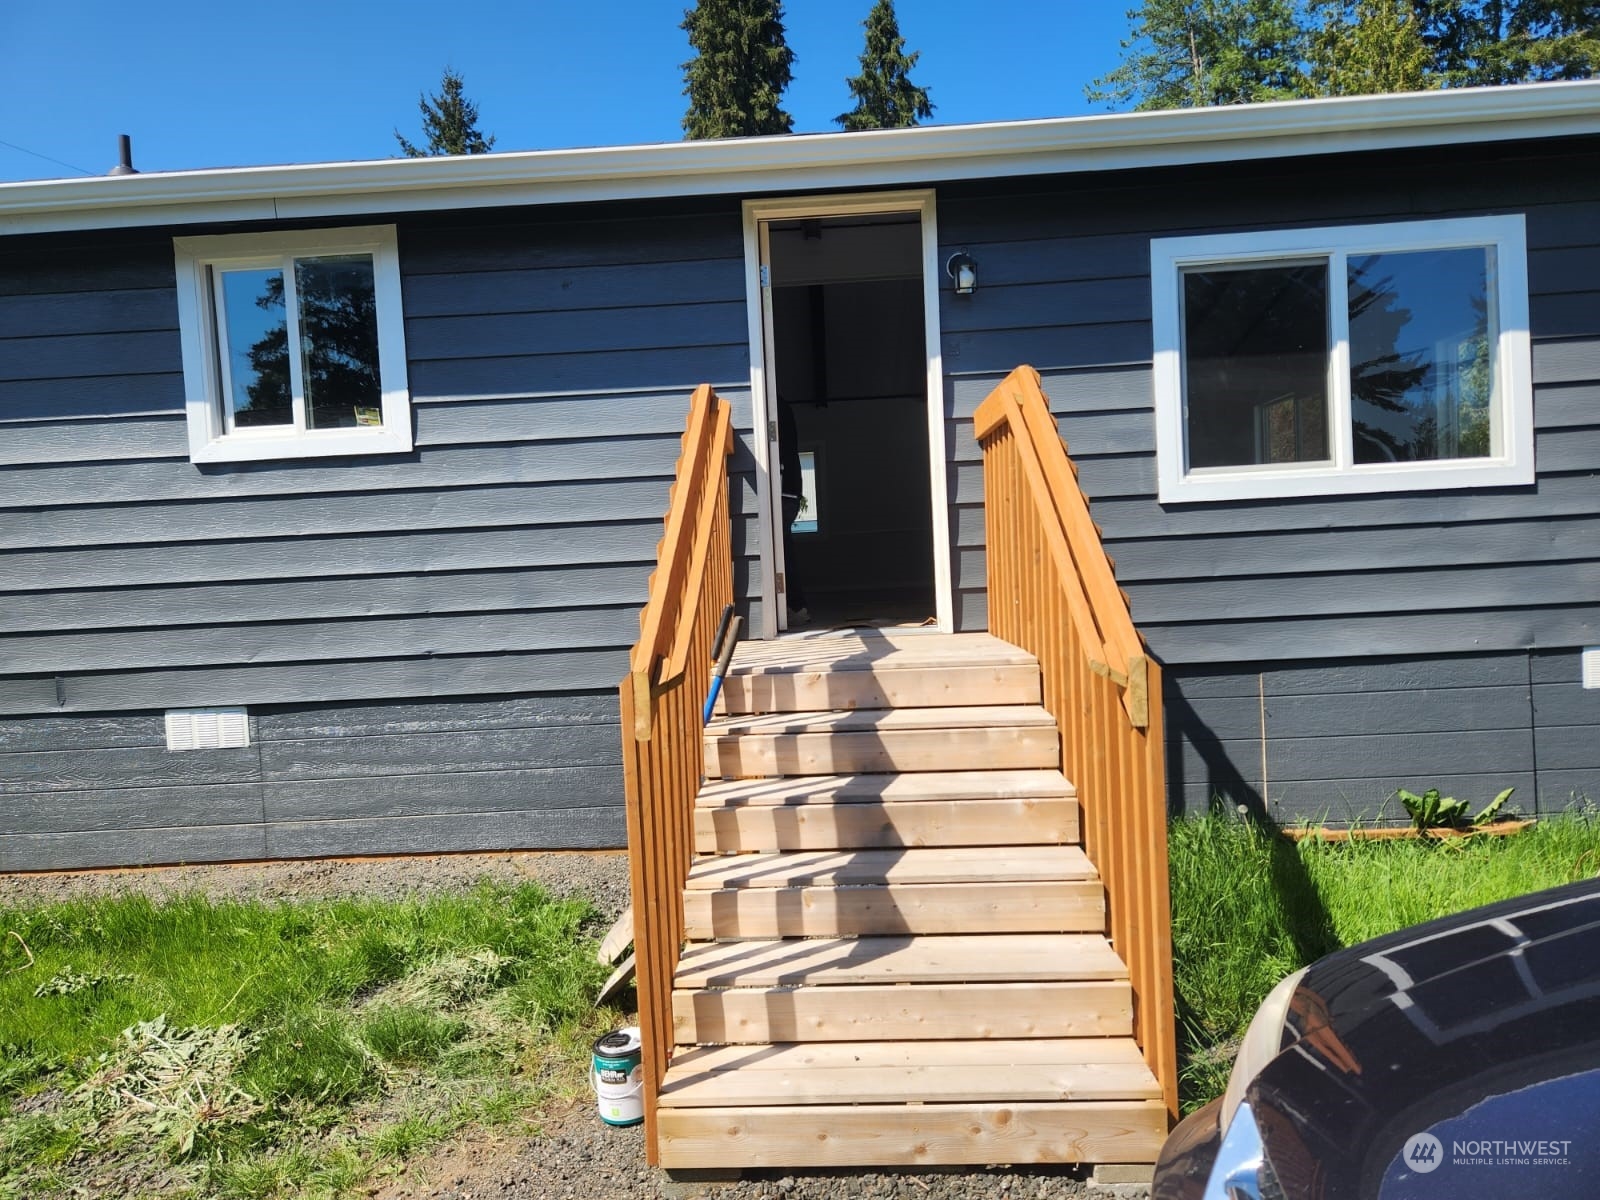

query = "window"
[
  {"left": 1151, "top": 215, "right": 1532, "bottom": 503},
  {"left": 173, "top": 226, "right": 412, "bottom": 462}
]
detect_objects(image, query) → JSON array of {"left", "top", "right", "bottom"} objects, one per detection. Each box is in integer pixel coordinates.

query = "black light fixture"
[{"left": 946, "top": 251, "right": 977, "bottom": 295}]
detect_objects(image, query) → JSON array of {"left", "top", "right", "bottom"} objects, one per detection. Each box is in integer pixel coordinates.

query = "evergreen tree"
[
  {"left": 1310, "top": 0, "right": 1434, "bottom": 94},
  {"left": 681, "top": 0, "right": 796, "bottom": 139},
  {"left": 1086, "top": 0, "right": 1310, "bottom": 110},
  {"left": 396, "top": 68, "right": 496, "bottom": 158},
  {"left": 836, "top": 0, "right": 934, "bottom": 130},
  {"left": 1415, "top": 0, "right": 1598, "bottom": 86}
]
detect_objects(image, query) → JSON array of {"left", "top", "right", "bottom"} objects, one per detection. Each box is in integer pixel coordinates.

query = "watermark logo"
[
  {"left": 1401, "top": 1131, "right": 1576, "bottom": 1172},
  {"left": 1406, "top": 1133, "right": 1444, "bottom": 1174}
]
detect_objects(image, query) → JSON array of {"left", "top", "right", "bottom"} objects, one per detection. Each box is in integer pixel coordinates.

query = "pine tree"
[
  {"left": 681, "top": 0, "right": 796, "bottom": 139},
  {"left": 1086, "top": 0, "right": 1310, "bottom": 110},
  {"left": 1310, "top": 0, "right": 1434, "bottom": 94},
  {"left": 1416, "top": 0, "right": 1599, "bottom": 86},
  {"left": 395, "top": 68, "right": 496, "bottom": 158},
  {"left": 836, "top": 0, "right": 934, "bottom": 130}
]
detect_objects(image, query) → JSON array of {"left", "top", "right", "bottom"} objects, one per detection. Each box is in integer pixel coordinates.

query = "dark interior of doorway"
[{"left": 768, "top": 212, "right": 934, "bottom": 629}]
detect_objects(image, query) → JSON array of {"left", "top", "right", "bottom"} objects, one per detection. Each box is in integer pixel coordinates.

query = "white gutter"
[{"left": 3, "top": 81, "right": 1599, "bottom": 236}]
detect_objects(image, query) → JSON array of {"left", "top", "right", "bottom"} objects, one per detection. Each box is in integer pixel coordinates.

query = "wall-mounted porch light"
[{"left": 946, "top": 251, "right": 978, "bottom": 295}]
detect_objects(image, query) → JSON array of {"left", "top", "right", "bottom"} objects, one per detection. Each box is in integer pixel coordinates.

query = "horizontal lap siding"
[
  {"left": 0, "top": 202, "right": 752, "bottom": 865},
  {"left": 0, "top": 694, "right": 624, "bottom": 869},
  {"left": 0, "top": 202, "right": 756, "bottom": 716},
  {"left": 1165, "top": 650, "right": 1600, "bottom": 821},
  {"left": 938, "top": 141, "right": 1600, "bottom": 661}
]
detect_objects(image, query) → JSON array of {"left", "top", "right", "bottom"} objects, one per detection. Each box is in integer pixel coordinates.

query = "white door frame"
[{"left": 740, "top": 189, "right": 953, "bottom": 639}]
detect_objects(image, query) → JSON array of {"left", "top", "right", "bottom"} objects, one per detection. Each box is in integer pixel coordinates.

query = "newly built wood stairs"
[{"left": 655, "top": 631, "right": 1168, "bottom": 1169}]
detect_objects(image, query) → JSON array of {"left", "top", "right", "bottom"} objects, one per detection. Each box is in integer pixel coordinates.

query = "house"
[{"left": 3, "top": 80, "right": 1599, "bottom": 874}]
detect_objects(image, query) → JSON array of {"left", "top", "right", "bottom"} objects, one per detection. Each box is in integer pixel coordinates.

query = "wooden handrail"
[
  {"left": 975, "top": 364, "right": 1177, "bottom": 1123},
  {"left": 618, "top": 384, "right": 735, "bottom": 1164}
]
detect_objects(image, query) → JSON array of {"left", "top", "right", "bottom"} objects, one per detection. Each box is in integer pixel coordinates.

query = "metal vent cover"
[
  {"left": 165, "top": 707, "right": 250, "bottom": 751},
  {"left": 1584, "top": 648, "right": 1600, "bottom": 690}
]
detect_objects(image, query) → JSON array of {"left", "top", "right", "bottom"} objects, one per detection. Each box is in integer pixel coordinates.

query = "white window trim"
[
  {"left": 173, "top": 225, "right": 413, "bottom": 463},
  {"left": 1151, "top": 214, "right": 1533, "bottom": 504}
]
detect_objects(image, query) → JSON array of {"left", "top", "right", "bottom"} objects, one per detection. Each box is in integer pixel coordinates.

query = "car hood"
[{"left": 1249, "top": 875, "right": 1600, "bottom": 1198}]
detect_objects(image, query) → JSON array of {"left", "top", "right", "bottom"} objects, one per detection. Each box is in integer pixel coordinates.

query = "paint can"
[{"left": 592, "top": 1026, "right": 644, "bottom": 1127}]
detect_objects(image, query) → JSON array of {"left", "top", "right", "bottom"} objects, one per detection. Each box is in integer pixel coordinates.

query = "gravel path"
[{"left": 0, "top": 853, "right": 1148, "bottom": 1200}]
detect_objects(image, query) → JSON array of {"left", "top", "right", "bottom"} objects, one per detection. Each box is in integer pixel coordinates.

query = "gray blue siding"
[
  {"left": 939, "top": 140, "right": 1600, "bottom": 664},
  {"left": 937, "top": 139, "right": 1600, "bottom": 820},
  {"left": 0, "top": 694, "right": 624, "bottom": 871},
  {"left": 1165, "top": 648, "right": 1600, "bottom": 822},
  {"left": 0, "top": 201, "right": 755, "bottom": 864}
]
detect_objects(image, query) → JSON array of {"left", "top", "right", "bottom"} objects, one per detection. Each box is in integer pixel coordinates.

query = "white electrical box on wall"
[
  {"left": 1583, "top": 648, "right": 1600, "bottom": 690},
  {"left": 165, "top": 707, "right": 250, "bottom": 751}
]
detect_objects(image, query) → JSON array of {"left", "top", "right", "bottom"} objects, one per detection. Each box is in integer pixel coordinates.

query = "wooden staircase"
[{"left": 654, "top": 631, "right": 1168, "bottom": 1169}]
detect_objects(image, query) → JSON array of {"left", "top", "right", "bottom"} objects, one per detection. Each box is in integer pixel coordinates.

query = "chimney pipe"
[{"left": 107, "top": 134, "right": 137, "bottom": 176}]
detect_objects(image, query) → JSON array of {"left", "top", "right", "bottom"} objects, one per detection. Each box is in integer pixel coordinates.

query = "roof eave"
[{"left": 4, "top": 80, "right": 1599, "bottom": 236}]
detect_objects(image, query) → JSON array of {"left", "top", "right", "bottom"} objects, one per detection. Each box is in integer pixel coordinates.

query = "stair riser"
[
  {"left": 694, "top": 798, "right": 1078, "bottom": 852},
  {"left": 657, "top": 1101, "right": 1169, "bottom": 1169},
  {"left": 674, "top": 980, "right": 1133, "bottom": 1044},
  {"left": 660, "top": 1063, "right": 1162, "bottom": 1105},
  {"left": 705, "top": 727, "right": 1059, "bottom": 777},
  {"left": 682, "top": 881, "right": 1105, "bottom": 939},
  {"left": 719, "top": 664, "right": 1041, "bottom": 714}
]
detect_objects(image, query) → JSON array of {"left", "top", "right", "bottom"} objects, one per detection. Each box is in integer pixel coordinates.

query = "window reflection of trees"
[
  {"left": 1349, "top": 253, "right": 1492, "bottom": 464},
  {"left": 239, "top": 255, "right": 381, "bottom": 431}
]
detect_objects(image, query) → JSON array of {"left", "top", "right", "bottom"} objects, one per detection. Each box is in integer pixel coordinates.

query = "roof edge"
[{"left": 4, "top": 81, "right": 1600, "bottom": 236}]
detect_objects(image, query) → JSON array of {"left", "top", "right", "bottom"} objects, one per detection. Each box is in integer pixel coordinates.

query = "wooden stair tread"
[
  {"left": 656, "top": 1101, "right": 1168, "bottom": 1168},
  {"left": 707, "top": 704, "right": 1057, "bottom": 736},
  {"left": 660, "top": 1038, "right": 1161, "bottom": 1106},
  {"left": 670, "top": 1037, "right": 1149, "bottom": 1072},
  {"left": 674, "top": 932, "right": 1128, "bottom": 987},
  {"left": 674, "top": 979, "right": 1133, "bottom": 1043},
  {"left": 682, "top": 879, "right": 1104, "bottom": 938},
  {"left": 729, "top": 632, "right": 1036, "bottom": 674},
  {"left": 696, "top": 769, "right": 1076, "bottom": 808},
  {"left": 685, "top": 846, "right": 1095, "bottom": 889},
  {"left": 705, "top": 723, "right": 1060, "bottom": 777},
  {"left": 696, "top": 796, "right": 1079, "bottom": 852}
]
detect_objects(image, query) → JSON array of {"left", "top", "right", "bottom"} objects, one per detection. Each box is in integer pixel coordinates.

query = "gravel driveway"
[{"left": 0, "top": 852, "right": 1148, "bottom": 1200}]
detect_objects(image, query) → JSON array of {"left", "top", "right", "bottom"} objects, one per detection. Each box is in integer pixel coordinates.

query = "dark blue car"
[{"left": 1154, "top": 876, "right": 1600, "bottom": 1199}]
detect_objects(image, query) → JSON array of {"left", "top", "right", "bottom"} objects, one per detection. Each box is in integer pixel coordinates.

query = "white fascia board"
[{"left": 3, "top": 81, "right": 1600, "bottom": 236}]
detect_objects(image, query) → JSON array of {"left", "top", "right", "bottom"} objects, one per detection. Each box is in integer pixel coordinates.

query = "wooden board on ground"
[
  {"left": 596, "top": 904, "right": 632, "bottom": 965},
  {"left": 597, "top": 951, "right": 635, "bottom": 1006}
]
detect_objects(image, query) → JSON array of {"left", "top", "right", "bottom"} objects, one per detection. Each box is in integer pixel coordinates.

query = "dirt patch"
[{"left": 0, "top": 851, "right": 631, "bottom": 921}]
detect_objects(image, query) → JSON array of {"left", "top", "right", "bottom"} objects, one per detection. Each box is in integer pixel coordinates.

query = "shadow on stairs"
[{"left": 655, "top": 630, "right": 1166, "bottom": 1170}]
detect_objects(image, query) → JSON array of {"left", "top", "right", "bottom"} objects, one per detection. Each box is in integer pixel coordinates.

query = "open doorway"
[{"left": 749, "top": 196, "right": 946, "bottom": 634}]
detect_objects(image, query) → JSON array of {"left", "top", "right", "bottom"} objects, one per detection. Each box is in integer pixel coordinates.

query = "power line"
[{"left": 0, "top": 137, "right": 96, "bottom": 177}]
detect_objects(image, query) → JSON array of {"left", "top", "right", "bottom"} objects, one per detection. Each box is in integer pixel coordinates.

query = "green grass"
[
  {"left": 0, "top": 881, "right": 620, "bottom": 1199},
  {"left": 1170, "top": 806, "right": 1600, "bottom": 1112}
]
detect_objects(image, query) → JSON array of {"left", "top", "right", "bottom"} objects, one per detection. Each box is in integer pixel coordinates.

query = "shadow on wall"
[{"left": 1164, "top": 681, "right": 1265, "bottom": 822}]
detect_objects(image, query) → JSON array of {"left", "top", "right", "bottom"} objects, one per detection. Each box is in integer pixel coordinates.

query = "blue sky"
[{"left": 0, "top": 2, "right": 1134, "bottom": 182}]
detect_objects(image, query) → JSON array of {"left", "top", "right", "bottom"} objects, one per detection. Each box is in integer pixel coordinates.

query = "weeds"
[
  {"left": 0, "top": 881, "right": 614, "bottom": 1199},
  {"left": 1172, "top": 807, "right": 1600, "bottom": 1112}
]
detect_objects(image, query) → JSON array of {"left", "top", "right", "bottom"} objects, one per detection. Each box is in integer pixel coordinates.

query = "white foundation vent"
[
  {"left": 165, "top": 707, "right": 250, "bottom": 751},
  {"left": 1583, "top": 648, "right": 1600, "bottom": 690}
]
